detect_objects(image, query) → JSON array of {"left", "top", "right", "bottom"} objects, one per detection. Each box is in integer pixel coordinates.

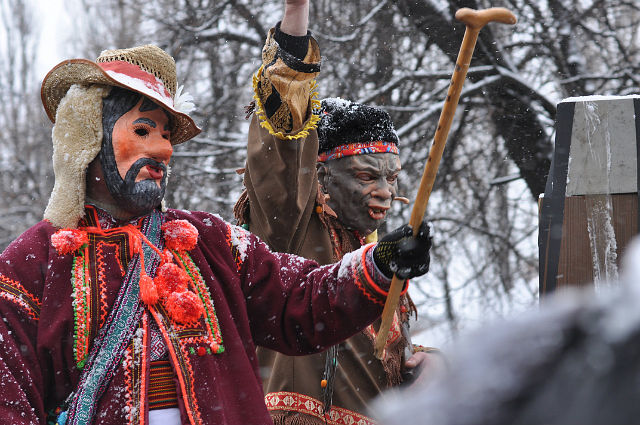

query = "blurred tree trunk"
[{"left": 0, "top": 0, "right": 53, "bottom": 250}]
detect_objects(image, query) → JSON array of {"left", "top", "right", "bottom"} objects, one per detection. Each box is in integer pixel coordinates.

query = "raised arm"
[
  {"left": 237, "top": 0, "right": 322, "bottom": 253},
  {"left": 281, "top": 0, "right": 309, "bottom": 35}
]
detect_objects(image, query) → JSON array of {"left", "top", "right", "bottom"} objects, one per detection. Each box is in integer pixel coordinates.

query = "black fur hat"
[{"left": 317, "top": 98, "right": 399, "bottom": 154}]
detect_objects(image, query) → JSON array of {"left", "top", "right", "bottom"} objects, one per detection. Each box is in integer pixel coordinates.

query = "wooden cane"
[{"left": 373, "top": 7, "right": 517, "bottom": 359}]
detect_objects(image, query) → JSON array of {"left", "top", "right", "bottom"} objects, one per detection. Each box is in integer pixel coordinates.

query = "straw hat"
[{"left": 41, "top": 44, "right": 201, "bottom": 145}]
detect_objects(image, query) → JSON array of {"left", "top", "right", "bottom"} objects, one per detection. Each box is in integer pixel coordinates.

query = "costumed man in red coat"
[
  {"left": 235, "top": 1, "right": 440, "bottom": 424},
  {"left": 0, "top": 4, "right": 431, "bottom": 425}
]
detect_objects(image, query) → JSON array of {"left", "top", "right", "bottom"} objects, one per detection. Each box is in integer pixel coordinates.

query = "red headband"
[{"left": 317, "top": 141, "right": 399, "bottom": 162}]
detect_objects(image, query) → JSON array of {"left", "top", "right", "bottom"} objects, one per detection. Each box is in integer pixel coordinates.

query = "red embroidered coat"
[{"left": 0, "top": 208, "right": 386, "bottom": 424}]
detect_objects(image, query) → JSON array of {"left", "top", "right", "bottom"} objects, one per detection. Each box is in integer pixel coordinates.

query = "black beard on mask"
[
  {"left": 100, "top": 152, "right": 168, "bottom": 218},
  {"left": 100, "top": 87, "right": 170, "bottom": 218}
]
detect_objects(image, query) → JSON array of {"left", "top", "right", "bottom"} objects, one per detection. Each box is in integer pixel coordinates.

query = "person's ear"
[{"left": 317, "top": 162, "right": 329, "bottom": 194}]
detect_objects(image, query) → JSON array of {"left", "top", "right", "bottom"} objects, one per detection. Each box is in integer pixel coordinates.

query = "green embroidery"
[{"left": 173, "top": 251, "right": 224, "bottom": 353}]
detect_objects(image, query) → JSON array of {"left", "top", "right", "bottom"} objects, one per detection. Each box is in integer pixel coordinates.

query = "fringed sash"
[{"left": 63, "top": 210, "right": 164, "bottom": 425}]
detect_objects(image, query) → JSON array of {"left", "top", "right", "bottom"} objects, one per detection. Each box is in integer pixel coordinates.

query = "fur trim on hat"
[
  {"left": 44, "top": 84, "right": 110, "bottom": 228},
  {"left": 318, "top": 97, "right": 399, "bottom": 155}
]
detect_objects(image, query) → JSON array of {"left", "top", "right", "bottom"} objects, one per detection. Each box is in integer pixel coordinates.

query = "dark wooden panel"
[{"left": 555, "top": 194, "right": 638, "bottom": 289}]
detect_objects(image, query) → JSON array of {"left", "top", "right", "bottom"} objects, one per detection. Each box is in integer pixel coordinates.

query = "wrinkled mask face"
[
  {"left": 319, "top": 153, "right": 400, "bottom": 235},
  {"left": 99, "top": 90, "right": 173, "bottom": 218}
]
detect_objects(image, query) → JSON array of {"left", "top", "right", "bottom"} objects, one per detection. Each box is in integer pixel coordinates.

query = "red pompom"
[
  {"left": 140, "top": 273, "right": 159, "bottom": 305},
  {"left": 160, "top": 249, "right": 174, "bottom": 266},
  {"left": 165, "top": 290, "right": 204, "bottom": 324},
  {"left": 51, "top": 229, "right": 89, "bottom": 255},
  {"left": 154, "top": 263, "right": 190, "bottom": 298},
  {"left": 162, "top": 220, "right": 198, "bottom": 251}
]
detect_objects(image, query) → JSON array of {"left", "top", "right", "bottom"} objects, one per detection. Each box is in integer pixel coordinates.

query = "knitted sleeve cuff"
[
  {"left": 353, "top": 244, "right": 409, "bottom": 306},
  {"left": 274, "top": 21, "right": 311, "bottom": 61}
]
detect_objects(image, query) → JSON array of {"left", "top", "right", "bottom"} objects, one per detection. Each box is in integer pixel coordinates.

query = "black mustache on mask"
[
  {"left": 124, "top": 158, "right": 167, "bottom": 182},
  {"left": 101, "top": 153, "right": 168, "bottom": 218}
]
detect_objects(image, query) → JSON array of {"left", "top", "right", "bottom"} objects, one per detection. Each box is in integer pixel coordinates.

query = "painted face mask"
[
  {"left": 320, "top": 152, "right": 400, "bottom": 236},
  {"left": 99, "top": 88, "right": 173, "bottom": 218}
]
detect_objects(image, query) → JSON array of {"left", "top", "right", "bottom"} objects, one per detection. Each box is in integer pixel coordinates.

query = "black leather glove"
[{"left": 373, "top": 220, "right": 432, "bottom": 280}]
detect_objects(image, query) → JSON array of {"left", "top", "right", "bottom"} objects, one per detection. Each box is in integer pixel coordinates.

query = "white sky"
[{"left": 35, "top": 0, "right": 70, "bottom": 77}]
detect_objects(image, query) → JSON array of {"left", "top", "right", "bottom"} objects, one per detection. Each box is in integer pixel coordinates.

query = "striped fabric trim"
[
  {"left": 352, "top": 244, "right": 408, "bottom": 306},
  {"left": 365, "top": 312, "right": 402, "bottom": 353},
  {"left": 149, "top": 306, "right": 202, "bottom": 425},
  {"left": 148, "top": 360, "right": 178, "bottom": 410},
  {"left": 317, "top": 141, "right": 399, "bottom": 162},
  {"left": 265, "top": 391, "right": 377, "bottom": 425},
  {"left": 226, "top": 224, "right": 251, "bottom": 272},
  {"left": 0, "top": 273, "right": 41, "bottom": 320}
]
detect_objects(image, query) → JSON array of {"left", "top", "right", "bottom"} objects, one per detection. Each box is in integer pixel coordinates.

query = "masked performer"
[
  {"left": 235, "top": 1, "right": 438, "bottom": 424},
  {"left": 0, "top": 15, "right": 431, "bottom": 425}
]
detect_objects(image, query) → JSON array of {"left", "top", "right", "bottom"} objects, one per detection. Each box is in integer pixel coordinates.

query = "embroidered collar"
[
  {"left": 52, "top": 206, "right": 204, "bottom": 325},
  {"left": 82, "top": 204, "right": 148, "bottom": 230}
]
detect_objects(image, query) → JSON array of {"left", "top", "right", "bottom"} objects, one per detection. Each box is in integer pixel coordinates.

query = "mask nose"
[
  {"left": 371, "top": 179, "right": 394, "bottom": 201},
  {"left": 150, "top": 136, "right": 173, "bottom": 163}
]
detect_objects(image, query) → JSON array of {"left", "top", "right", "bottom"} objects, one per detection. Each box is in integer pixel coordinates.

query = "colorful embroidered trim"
[
  {"left": 365, "top": 312, "right": 402, "bottom": 349},
  {"left": 352, "top": 244, "right": 408, "bottom": 306},
  {"left": 139, "top": 313, "right": 150, "bottom": 425},
  {"left": 317, "top": 141, "right": 399, "bottom": 162},
  {"left": 142, "top": 250, "right": 224, "bottom": 425},
  {"left": 0, "top": 273, "right": 41, "bottom": 320},
  {"left": 226, "top": 224, "right": 251, "bottom": 272},
  {"left": 148, "top": 360, "right": 179, "bottom": 410},
  {"left": 173, "top": 251, "right": 224, "bottom": 354},
  {"left": 70, "top": 233, "right": 132, "bottom": 369},
  {"left": 123, "top": 334, "right": 143, "bottom": 425},
  {"left": 147, "top": 233, "right": 222, "bottom": 423},
  {"left": 71, "top": 250, "right": 91, "bottom": 368},
  {"left": 149, "top": 306, "right": 202, "bottom": 425},
  {"left": 95, "top": 241, "right": 122, "bottom": 321},
  {"left": 65, "top": 210, "right": 164, "bottom": 425},
  {"left": 252, "top": 65, "right": 321, "bottom": 141},
  {"left": 265, "top": 392, "right": 377, "bottom": 425}
]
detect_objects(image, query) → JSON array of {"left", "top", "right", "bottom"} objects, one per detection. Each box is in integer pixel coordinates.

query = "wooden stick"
[{"left": 374, "top": 7, "right": 517, "bottom": 360}]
